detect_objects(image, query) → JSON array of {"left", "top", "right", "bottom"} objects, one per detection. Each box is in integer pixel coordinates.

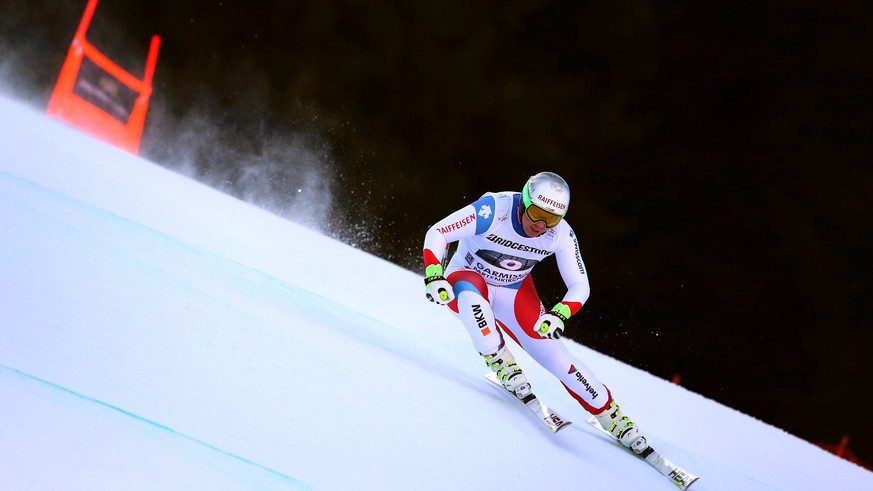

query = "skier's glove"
[
  {"left": 535, "top": 304, "right": 571, "bottom": 339},
  {"left": 424, "top": 264, "right": 455, "bottom": 306}
]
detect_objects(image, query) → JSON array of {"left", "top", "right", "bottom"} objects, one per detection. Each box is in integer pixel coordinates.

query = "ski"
[
  {"left": 585, "top": 416, "right": 699, "bottom": 490},
  {"left": 484, "top": 372, "right": 571, "bottom": 433}
]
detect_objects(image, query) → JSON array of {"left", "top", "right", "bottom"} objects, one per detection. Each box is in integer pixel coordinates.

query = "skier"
[{"left": 422, "top": 171, "right": 648, "bottom": 454}]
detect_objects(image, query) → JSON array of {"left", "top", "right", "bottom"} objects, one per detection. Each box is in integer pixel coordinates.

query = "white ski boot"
[
  {"left": 594, "top": 400, "right": 649, "bottom": 454},
  {"left": 483, "top": 346, "right": 532, "bottom": 399}
]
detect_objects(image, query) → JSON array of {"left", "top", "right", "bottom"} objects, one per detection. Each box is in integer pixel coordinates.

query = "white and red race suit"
[{"left": 423, "top": 191, "right": 612, "bottom": 413}]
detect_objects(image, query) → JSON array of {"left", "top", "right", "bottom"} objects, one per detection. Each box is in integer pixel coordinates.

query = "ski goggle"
[{"left": 524, "top": 203, "right": 563, "bottom": 228}]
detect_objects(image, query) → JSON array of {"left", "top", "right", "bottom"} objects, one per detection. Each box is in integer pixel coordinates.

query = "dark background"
[{"left": 3, "top": 1, "right": 872, "bottom": 466}]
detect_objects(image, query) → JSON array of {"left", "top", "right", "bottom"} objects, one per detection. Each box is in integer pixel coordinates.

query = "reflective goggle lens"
[{"left": 525, "top": 204, "right": 562, "bottom": 228}]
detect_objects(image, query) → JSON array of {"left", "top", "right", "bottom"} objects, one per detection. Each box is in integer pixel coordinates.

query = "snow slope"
[{"left": 1, "top": 95, "right": 870, "bottom": 490}]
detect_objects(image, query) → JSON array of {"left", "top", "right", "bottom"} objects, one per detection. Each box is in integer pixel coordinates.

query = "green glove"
[{"left": 424, "top": 264, "right": 454, "bottom": 305}]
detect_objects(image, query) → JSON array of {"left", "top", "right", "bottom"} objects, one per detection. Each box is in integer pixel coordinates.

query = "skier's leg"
[
  {"left": 446, "top": 269, "right": 501, "bottom": 354},
  {"left": 493, "top": 276, "right": 648, "bottom": 452},
  {"left": 491, "top": 279, "right": 612, "bottom": 410},
  {"left": 524, "top": 338, "right": 647, "bottom": 451},
  {"left": 446, "top": 269, "right": 532, "bottom": 398}
]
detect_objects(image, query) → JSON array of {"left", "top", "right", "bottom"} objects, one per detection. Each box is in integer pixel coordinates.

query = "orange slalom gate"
[{"left": 46, "top": 0, "right": 160, "bottom": 154}]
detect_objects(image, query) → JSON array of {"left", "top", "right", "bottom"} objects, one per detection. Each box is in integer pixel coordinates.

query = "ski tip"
[
  {"left": 554, "top": 421, "right": 572, "bottom": 433},
  {"left": 681, "top": 475, "right": 700, "bottom": 490},
  {"left": 671, "top": 470, "right": 700, "bottom": 490},
  {"left": 542, "top": 409, "right": 571, "bottom": 433}
]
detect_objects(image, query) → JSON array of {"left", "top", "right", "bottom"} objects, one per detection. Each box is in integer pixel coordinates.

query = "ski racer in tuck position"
[{"left": 422, "top": 171, "right": 648, "bottom": 454}]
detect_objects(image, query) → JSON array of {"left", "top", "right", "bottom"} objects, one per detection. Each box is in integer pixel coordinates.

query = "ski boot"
[
  {"left": 594, "top": 400, "right": 649, "bottom": 454},
  {"left": 483, "top": 346, "right": 532, "bottom": 399}
]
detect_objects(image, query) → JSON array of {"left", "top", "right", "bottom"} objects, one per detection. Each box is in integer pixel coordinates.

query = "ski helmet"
[{"left": 521, "top": 172, "right": 570, "bottom": 227}]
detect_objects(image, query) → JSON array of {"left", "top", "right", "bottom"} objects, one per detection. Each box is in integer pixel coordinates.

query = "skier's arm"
[
  {"left": 422, "top": 194, "right": 496, "bottom": 273},
  {"left": 552, "top": 226, "right": 591, "bottom": 317},
  {"left": 422, "top": 195, "right": 496, "bottom": 305},
  {"left": 534, "top": 226, "right": 590, "bottom": 339}
]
